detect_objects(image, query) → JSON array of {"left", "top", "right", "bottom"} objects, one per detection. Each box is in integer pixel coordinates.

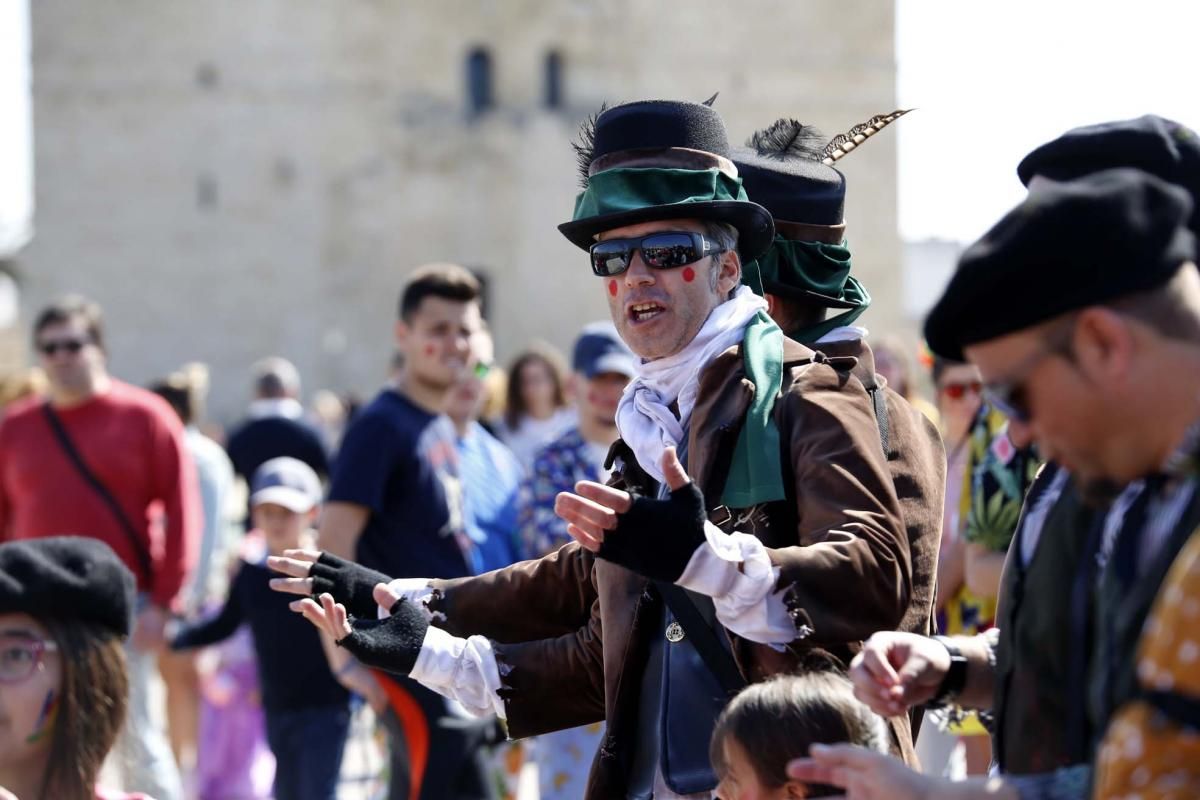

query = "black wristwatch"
[{"left": 929, "top": 635, "right": 969, "bottom": 707}]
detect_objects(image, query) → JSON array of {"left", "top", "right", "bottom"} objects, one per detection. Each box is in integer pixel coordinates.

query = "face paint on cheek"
[
  {"left": 424, "top": 344, "right": 436, "bottom": 357},
  {"left": 25, "top": 690, "right": 57, "bottom": 744},
  {"left": 608, "top": 280, "right": 618, "bottom": 297},
  {"left": 681, "top": 266, "right": 696, "bottom": 283}
]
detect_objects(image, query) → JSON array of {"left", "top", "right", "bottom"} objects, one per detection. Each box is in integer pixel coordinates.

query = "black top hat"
[
  {"left": 732, "top": 119, "right": 846, "bottom": 227},
  {"left": 558, "top": 100, "right": 775, "bottom": 260},
  {"left": 1017, "top": 114, "right": 1200, "bottom": 234}
]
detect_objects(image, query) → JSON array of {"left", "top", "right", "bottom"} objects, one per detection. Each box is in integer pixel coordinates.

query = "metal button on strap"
[{"left": 665, "top": 621, "right": 685, "bottom": 643}]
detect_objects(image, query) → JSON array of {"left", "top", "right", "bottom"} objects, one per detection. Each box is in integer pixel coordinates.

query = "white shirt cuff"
[
  {"left": 409, "top": 625, "right": 506, "bottom": 720},
  {"left": 676, "top": 521, "right": 796, "bottom": 648},
  {"left": 380, "top": 578, "right": 435, "bottom": 622}
]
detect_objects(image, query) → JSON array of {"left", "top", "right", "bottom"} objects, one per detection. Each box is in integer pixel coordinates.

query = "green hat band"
[
  {"left": 572, "top": 167, "right": 749, "bottom": 222},
  {"left": 757, "top": 237, "right": 854, "bottom": 299}
]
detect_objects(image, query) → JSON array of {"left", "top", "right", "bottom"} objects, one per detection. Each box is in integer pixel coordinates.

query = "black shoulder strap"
[
  {"left": 42, "top": 403, "right": 153, "bottom": 584},
  {"left": 655, "top": 581, "right": 747, "bottom": 697}
]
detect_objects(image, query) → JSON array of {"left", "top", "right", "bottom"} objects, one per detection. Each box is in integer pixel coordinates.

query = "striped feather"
[{"left": 821, "top": 109, "right": 912, "bottom": 165}]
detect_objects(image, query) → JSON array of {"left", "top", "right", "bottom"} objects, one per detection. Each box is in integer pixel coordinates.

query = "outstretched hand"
[
  {"left": 555, "top": 446, "right": 708, "bottom": 584},
  {"left": 268, "top": 549, "right": 392, "bottom": 619},
  {"left": 289, "top": 583, "right": 429, "bottom": 678},
  {"left": 555, "top": 446, "right": 691, "bottom": 552}
]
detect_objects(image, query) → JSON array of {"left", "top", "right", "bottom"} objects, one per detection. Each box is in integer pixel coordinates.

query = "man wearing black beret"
[
  {"left": 274, "top": 98, "right": 915, "bottom": 799},
  {"left": 791, "top": 168, "right": 1200, "bottom": 798}
]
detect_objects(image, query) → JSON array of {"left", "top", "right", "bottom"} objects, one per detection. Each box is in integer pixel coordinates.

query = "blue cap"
[
  {"left": 572, "top": 322, "right": 637, "bottom": 379},
  {"left": 250, "top": 457, "right": 322, "bottom": 513}
]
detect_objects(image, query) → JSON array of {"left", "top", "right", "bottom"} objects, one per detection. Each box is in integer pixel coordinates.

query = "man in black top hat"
[
  {"left": 791, "top": 166, "right": 1200, "bottom": 799},
  {"left": 731, "top": 115, "right": 945, "bottom": 649},
  {"left": 273, "top": 98, "right": 913, "bottom": 799}
]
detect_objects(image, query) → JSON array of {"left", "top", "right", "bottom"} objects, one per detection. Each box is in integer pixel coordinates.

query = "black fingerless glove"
[
  {"left": 310, "top": 552, "right": 392, "bottom": 619},
  {"left": 596, "top": 482, "right": 708, "bottom": 583},
  {"left": 336, "top": 598, "right": 429, "bottom": 677}
]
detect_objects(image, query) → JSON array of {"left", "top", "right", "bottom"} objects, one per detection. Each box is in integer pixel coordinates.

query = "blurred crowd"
[{"left": 2, "top": 100, "right": 1200, "bottom": 800}]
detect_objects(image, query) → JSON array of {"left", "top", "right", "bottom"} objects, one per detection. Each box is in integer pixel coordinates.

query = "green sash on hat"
[
  {"left": 721, "top": 310, "right": 787, "bottom": 508},
  {"left": 573, "top": 167, "right": 750, "bottom": 220}
]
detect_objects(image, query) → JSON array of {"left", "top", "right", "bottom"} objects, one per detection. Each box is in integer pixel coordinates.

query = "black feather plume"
[
  {"left": 746, "top": 119, "right": 827, "bottom": 162},
  {"left": 571, "top": 103, "right": 608, "bottom": 188},
  {"left": 702, "top": 92, "right": 719, "bottom": 107}
]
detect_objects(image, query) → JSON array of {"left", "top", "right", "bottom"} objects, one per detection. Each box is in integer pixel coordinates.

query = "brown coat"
[{"left": 427, "top": 337, "right": 930, "bottom": 798}]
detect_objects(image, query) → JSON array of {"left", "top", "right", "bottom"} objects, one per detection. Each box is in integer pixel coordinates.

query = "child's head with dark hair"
[{"left": 710, "top": 671, "right": 889, "bottom": 799}]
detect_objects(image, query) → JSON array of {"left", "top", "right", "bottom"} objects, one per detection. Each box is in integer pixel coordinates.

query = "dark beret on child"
[{"left": 0, "top": 536, "right": 135, "bottom": 638}]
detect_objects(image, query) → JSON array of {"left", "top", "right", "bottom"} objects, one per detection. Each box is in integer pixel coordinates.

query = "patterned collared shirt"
[{"left": 518, "top": 427, "right": 610, "bottom": 559}]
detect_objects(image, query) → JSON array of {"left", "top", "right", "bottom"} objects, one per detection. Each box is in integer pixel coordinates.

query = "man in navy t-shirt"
[{"left": 321, "top": 263, "right": 496, "bottom": 800}]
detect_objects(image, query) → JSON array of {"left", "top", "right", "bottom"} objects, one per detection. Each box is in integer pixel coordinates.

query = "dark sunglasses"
[
  {"left": 939, "top": 380, "right": 982, "bottom": 400},
  {"left": 589, "top": 232, "right": 727, "bottom": 277},
  {"left": 37, "top": 338, "right": 88, "bottom": 356}
]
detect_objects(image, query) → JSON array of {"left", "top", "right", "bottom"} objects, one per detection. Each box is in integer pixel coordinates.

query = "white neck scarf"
[{"left": 615, "top": 285, "right": 768, "bottom": 485}]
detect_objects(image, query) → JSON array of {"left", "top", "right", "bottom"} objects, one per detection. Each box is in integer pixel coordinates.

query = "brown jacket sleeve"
[
  {"left": 769, "top": 364, "right": 912, "bottom": 644},
  {"left": 427, "top": 541, "right": 597, "bottom": 644},
  {"left": 492, "top": 593, "right": 607, "bottom": 739}
]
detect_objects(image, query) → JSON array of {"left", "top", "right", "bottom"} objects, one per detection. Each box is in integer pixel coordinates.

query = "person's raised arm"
[{"left": 318, "top": 502, "right": 371, "bottom": 562}]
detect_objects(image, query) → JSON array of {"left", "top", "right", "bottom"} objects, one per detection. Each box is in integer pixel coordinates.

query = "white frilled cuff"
[
  {"left": 380, "top": 578, "right": 506, "bottom": 720},
  {"left": 675, "top": 521, "right": 796, "bottom": 648},
  {"left": 381, "top": 578, "right": 435, "bottom": 622},
  {"left": 408, "top": 626, "right": 507, "bottom": 720}
]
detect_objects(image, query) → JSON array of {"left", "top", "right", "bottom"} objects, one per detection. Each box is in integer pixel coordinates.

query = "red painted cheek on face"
[
  {"left": 608, "top": 279, "right": 618, "bottom": 297},
  {"left": 424, "top": 344, "right": 436, "bottom": 357},
  {"left": 682, "top": 266, "right": 696, "bottom": 283}
]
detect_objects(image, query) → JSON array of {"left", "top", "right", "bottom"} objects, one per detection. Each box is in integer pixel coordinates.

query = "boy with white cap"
[{"left": 171, "top": 457, "right": 351, "bottom": 800}]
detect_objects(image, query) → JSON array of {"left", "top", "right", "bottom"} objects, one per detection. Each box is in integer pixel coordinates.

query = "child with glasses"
[
  {"left": 709, "top": 669, "right": 890, "bottom": 800},
  {"left": 0, "top": 535, "right": 148, "bottom": 800}
]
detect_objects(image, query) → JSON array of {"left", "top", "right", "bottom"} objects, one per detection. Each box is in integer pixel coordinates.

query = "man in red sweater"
[{"left": 0, "top": 296, "right": 200, "bottom": 800}]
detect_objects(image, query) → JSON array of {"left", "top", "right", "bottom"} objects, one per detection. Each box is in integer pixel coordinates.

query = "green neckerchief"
[
  {"left": 721, "top": 309, "right": 787, "bottom": 508},
  {"left": 572, "top": 167, "right": 749, "bottom": 220},
  {"left": 792, "top": 278, "right": 871, "bottom": 342},
  {"left": 745, "top": 236, "right": 872, "bottom": 341}
]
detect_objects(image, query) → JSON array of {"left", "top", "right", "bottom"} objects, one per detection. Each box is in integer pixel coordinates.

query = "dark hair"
[
  {"left": 398, "top": 263, "right": 481, "bottom": 322},
  {"left": 709, "top": 671, "right": 887, "bottom": 797},
  {"left": 766, "top": 293, "right": 829, "bottom": 339},
  {"left": 930, "top": 355, "right": 967, "bottom": 386},
  {"left": 32, "top": 296, "right": 105, "bottom": 353},
  {"left": 503, "top": 346, "right": 568, "bottom": 430},
  {"left": 38, "top": 618, "right": 128, "bottom": 800}
]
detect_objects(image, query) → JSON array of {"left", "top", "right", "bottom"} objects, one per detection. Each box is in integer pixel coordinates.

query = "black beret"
[
  {"left": 925, "top": 168, "right": 1196, "bottom": 361},
  {"left": 0, "top": 537, "right": 135, "bottom": 638},
  {"left": 1017, "top": 115, "right": 1200, "bottom": 233}
]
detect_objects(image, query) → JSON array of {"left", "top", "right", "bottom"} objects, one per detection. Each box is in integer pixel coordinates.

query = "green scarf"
[
  {"left": 747, "top": 237, "right": 872, "bottom": 342},
  {"left": 572, "top": 167, "right": 750, "bottom": 220},
  {"left": 721, "top": 309, "right": 787, "bottom": 508}
]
